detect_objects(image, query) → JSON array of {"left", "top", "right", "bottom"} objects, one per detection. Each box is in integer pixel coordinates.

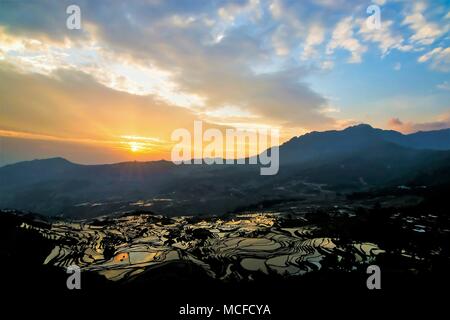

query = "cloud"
[
  {"left": 388, "top": 114, "right": 450, "bottom": 133},
  {"left": 175, "top": 59, "right": 335, "bottom": 130},
  {"left": 418, "top": 47, "right": 450, "bottom": 72},
  {"left": 0, "top": 63, "right": 205, "bottom": 164},
  {"left": 437, "top": 81, "right": 450, "bottom": 91},
  {"left": 388, "top": 117, "right": 404, "bottom": 128},
  {"left": 312, "top": 0, "right": 362, "bottom": 10},
  {"left": 272, "top": 24, "right": 292, "bottom": 56},
  {"left": 0, "top": 62, "right": 201, "bottom": 145},
  {"left": 0, "top": 26, "right": 204, "bottom": 108},
  {"left": 402, "top": 2, "right": 446, "bottom": 46},
  {"left": 0, "top": 0, "right": 448, "bottom": 147},
  {"left": 326, "top": 17, "right": 367, "bottom": 63},
  {"left": 0, "top": 0, "right": 85, "bottom": 42},
  {"left": 320, "top": 60, "right": 334, "bottom": 70},
  {"left": 0, "top": 1, "right": 338, "bottom": 135},
  {"left": 358, "top": 19, "right": 412, "bottom": 56},
  {"left": 301, "top": 23, "right": 325, "bottom": 60}
]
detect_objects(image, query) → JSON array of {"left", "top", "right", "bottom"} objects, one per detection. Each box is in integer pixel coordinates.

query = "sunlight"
[
  {"left": 119, "top": 135, "right": 164, "bottom": 154},
  {"left": 129, "top": 141, "right": 141, "bottom": 153}
]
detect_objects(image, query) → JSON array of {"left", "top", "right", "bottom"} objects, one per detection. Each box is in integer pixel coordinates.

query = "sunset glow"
[
  {"left": 0, "top": 1, "right": 449, "bottom": 166},
  {"left": 129, "top": 142, "right": 142, "bottom": 153},
  {"left": 1, "top": 1, "right": 450, "bottom": 305}
]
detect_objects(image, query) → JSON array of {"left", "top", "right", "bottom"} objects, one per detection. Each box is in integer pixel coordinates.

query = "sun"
[
  {"left": 121, "top": 135, "right": 158, "bottom": 153},
  {"left": 129, "top": 141, "right": 141, "bottom": 153}
]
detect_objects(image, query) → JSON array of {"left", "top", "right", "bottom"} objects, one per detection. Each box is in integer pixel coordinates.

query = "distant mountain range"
[
  {"left": 280, "top": 124, "right": 450, "bottom": 163},
  {"left": 1, "top": 124, "right": 450, "bottom": 217}
]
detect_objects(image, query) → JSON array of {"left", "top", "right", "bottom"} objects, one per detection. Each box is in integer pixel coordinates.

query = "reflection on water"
[{"left": 22, "top": 213, "right": 384, "bottom": 282}]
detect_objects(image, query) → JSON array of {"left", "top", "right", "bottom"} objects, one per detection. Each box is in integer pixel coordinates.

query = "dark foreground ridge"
[{"left": 2, "top": 184, "right": 449, "bottom": 316}]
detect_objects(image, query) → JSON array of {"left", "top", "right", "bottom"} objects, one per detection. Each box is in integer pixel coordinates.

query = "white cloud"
[
  {"left": 358, "top": 19, "right": 412, "bottom": 56},
  {"left": 269, "top": 0, "right": 283, "bottom": 19},
  {"left": 272, "top": 24, "right": 291, "bottom": 56},
  {"left": 170, "top": 15, "right": 196, "bottom": 28},
  {"left": 373, "top": 0, "right": 386, "bottom": 5},
  {"left": 301, "top": 24, "right": 325, "bottom": 60},
  {"left": 437, "top": 81, "right": 450, "bottom": 91},
  {"left": 0, "top": 27, "right": 205, "bottom": 108},
  {"left": 326, "top": 17, "right": 367, "bottom": 63},
  {"left": 402, "top": 2, "right": 444, "bottom": 46},
  {"left": 418, "top": 47, "right": 450, "bottom": 72},
  {"left": 217, "top": 0, "right": 262, "bottom": 24},
  {"left": 319, "top": 105, "right": 341, "bottom": 114},
  {"left": 2, "top": 0, "right": 448, "bottom": 136},
  {"left": 394, "top": 62, "right": 401, "bottom": 71},
  {"left": 321, "top": 60, "right": 334, "bottom": 70},
  {"left": 314, "top": 0, "right": 351, "bottom": 9}
]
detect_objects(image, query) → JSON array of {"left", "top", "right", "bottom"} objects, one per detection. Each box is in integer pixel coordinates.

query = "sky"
[{"left": 0, "top": 0, "right": 449, "bottom": 165}]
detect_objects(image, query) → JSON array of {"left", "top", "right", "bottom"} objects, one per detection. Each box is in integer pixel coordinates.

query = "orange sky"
[{"left": 1, "top": 1, "right": 449, "bottom": 165}]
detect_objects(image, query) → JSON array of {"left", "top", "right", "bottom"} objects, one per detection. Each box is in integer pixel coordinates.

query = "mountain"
[
  {"left": 279, "top": 124, "right": 450, "bottom": 164},
  {"left": 1, "top": 124, "right": 450, "bottom": 217},
  {"left": 0, "top": 157, "right": 78, "bottom": 186},
  {"left": 382, "top": 128, "right": 450, "bottom": 150},
  {"left": 276, "top": 124, "right": 450, "bottom": 190},
  {"left": 0, "top": 157, "right": 182, "bottom": 216}
]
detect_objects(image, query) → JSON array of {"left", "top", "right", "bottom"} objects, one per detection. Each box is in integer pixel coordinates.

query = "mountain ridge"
[
  {"left": 3, "top": 124, "right": 450, "bottom": 168},
  {"left": 1, "top": 124, "right": 450, "bottom": 217}
]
